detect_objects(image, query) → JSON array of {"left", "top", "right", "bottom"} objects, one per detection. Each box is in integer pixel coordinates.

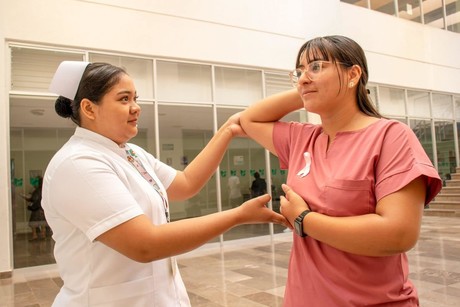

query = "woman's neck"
[{"left": 321, "top": 111, "right": 377, "bottom": 141}]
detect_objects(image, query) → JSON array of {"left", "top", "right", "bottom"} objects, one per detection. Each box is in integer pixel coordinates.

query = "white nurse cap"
[{"left": 49, "top": 61, "right": 91, "bottom": 100}]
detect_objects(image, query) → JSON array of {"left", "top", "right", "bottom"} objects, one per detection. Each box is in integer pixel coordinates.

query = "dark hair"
[
  {"left": 295, "top": 35, "right": 381, "bottom": 118},
  {"left": 54, "top": 63, "right": 127, "bottom": 126},
  {"left": 254, "top": 172, "right": 260, "bottom": 179}
]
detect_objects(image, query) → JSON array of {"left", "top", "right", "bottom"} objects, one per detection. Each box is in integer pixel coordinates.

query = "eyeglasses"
[{"left": 289, "top": 61, "right": 347, "bottom": 85}]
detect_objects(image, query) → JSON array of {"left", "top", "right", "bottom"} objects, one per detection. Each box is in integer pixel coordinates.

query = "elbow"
[
  {"left": 239, "top": 112, "right": 250, "bottom": 130},
  {"left": 127, "top": 246, "right": 156, "bottom": 263},
  {"left": 382, "top": 229, "right": 420, "bottom": 255},
  {"left": 129, "top": 245, "right": 164, "bottom": 263},
  {"left": 397, "top": 233, "right": 419, "bottom": 253}
]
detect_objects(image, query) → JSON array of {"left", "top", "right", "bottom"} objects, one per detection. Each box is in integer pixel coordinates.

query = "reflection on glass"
[
  {"left": 217, "top": 107, "right": 272, "bottom": 240},
  {"left": 389, "top": 117, "right": 408, "bottom": 125},
  {"left": 89, "top": 54, "right": 154, "bottom": 100},
  {"left": 158, "top": 104, "right": 215, "bottom": 221},
  {"left": 410, "top": 119, "right": 434, "bottom": 163},
  {"left": 342, "top": 0, "right": 460, "bottom": 32},
  {"left": 407, "top": 90, "right": 430, "bottom": 117},
  {"left": 370, "top": 0, "right": 396, "bottom": 15},
  {"left": 446, "top": 0, "right": 460, "bottom": 33},
  {"left": 423, "top": 0, "right": 445, "bottom": 28},
  {"left": 435, "top": 121, "right": 455, "bottom": 184},
  {"left": 215, "top": 67, "right": 263, "bottom": 106},
  {"left": 378, "top": 86, "right": 406, "bottom": 116},
  {"left": 157, "top": 61, "right": 212, "bottom": 102},
  {"left": 265, "top": 72, "right": 292, "bottom": 97},
  {"left": 367, "top": 86, "right": 379, "bottom": 111},
  {"left": 398, "top": 0, "right": 422, "bottom": 22},
  {"left": 10, "top": 128, "right": 62, "bottom": 268},
  {"left": 130, "top": 103, "right": 156, "bottom": 153},
  {"left": 11, "top": 47, "right": 84, "bottom": 93},
  {"left": 455, "top": 96, "right": 460, "bottom": 120},
  {"left": 432, "top": 93, "right": 453, "bottom": 119},
  {"left": 341, "top": 0, "right": 369, "bottom": 8}
]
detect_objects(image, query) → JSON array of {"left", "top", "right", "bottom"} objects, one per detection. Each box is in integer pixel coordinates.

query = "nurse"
[{"left": 42, "top": 61, "right": 289, "bottom": 306}]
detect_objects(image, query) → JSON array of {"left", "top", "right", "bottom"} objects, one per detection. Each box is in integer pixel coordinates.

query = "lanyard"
[{"left": 124, "top": 145, "right": 170, "bottom": 222}]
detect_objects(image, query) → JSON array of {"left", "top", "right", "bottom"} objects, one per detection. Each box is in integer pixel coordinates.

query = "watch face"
[{"left": 294, "top": 219, "right": 303, "bottom": 236}]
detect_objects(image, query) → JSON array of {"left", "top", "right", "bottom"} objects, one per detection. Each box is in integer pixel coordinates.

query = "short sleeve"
[
  {"left": 46, "top": 151, "right": 144, "bottom": 242},
  {"left": 273, "top": 121, "right": 319, "bottom": 170},
  {"left": 375, "top": 122, "right": 442, "bottom": 204}
]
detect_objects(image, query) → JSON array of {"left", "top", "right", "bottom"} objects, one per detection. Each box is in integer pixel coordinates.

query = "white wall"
[
  {"left": 338, "top": 3, "right": 460, "bottom": 93},
  {"left": 1, "top": 0, "right": 459, "bottom": 274}
]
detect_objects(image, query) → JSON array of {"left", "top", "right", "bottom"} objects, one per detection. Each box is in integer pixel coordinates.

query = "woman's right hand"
[{"left": 279, "top": 184, "right": 311, "bottom": 226}]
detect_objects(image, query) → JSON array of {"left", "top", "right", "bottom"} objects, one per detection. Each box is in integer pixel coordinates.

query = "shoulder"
[
  {"left": 373, "top": 118, "right": 410, "bottom": 132},
  {"left": 366, "top": 118, "right": 416, "bottom": 141},
  {"left": 275, "top": 120, "right": 319, "bottom": 131}
]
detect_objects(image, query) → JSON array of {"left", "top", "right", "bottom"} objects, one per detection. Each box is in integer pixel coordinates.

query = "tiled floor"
[{"left": 1, "top": 216, "right": 460, "bottom": 306}]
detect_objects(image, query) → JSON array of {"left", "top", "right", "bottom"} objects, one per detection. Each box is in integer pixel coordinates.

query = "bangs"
[{"left": 296, "top": 37, "right": 333, "bottom": 67}]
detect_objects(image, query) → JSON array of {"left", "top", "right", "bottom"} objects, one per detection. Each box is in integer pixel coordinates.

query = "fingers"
[
  {"left": 273, "top": 215, "right": 292, "bottom": 229},
  {"left": 281, "top": 184, "right": 295, "bottom": 200},
  {"left": 241, "top": 195, "right": 291, "bottom": 227},
  {"left": 281, "top": 183, "right": 290, "bottom": 194}
]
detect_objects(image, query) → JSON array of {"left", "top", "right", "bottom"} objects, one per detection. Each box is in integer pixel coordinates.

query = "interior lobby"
[{"left": 1, "top": 0, "right": 460, "bottom": 306}]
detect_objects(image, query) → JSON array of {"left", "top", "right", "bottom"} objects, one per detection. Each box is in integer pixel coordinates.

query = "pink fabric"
[{"left": 273, "top": 119, "right": 442, "bottom": 307}]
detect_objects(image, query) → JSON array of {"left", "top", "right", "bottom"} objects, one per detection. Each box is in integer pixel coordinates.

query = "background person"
[
  {"left": 22, "top": 176, "right": 48, "bottom": 241},
  {"left": 227, "top": 174, "right": 243, "bottom": 208},
  {"left": 250, "top": 172, "right": 267, "bottom": 198},
  {"left": 43, "top": 61, "right": 289, "bottom": 306},
  {"left": 240, "top": 35, "right": 442, "bottom": 306}
]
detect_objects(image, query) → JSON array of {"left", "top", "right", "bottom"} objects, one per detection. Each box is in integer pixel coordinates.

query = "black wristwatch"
[{"left": 294, "top": 210, "right": 311, "bottom": 237}]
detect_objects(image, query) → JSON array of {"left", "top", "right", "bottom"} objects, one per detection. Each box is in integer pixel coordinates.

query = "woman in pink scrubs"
[{"left": 240, "top": 35, "right": 442, "bottom": 306}]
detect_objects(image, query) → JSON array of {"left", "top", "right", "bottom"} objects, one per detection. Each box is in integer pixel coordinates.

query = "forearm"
[
  {"left": 241, "top": 88, "right": 303, "bottom": 125},
  {"left": 240, "top": 89, "right": 303, "bottom": 153},
  {"left": 281, "top": 178, "right": 425, "bottom": 257},
  {"left": 170, "top": 125, "right": 234, "bottom": 200},
  {"left": 303, "top": 212, "right": 420, "bottom": 257},
  {"left": 149, "top": 209, "right": 239, "bottom": 260},
  {"left": 149, "top": 195, "right": 286, "bottom": 260},
  {"left": 99, "top": 195, "right": 288, "bottom": 262},
  {"left": 98, "top": 211, "right": 238, "bottom": 263}
]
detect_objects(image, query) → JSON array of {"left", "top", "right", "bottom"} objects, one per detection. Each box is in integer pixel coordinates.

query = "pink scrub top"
[{"left": 273, "top": 119, "right": 442, "bottom": 307}]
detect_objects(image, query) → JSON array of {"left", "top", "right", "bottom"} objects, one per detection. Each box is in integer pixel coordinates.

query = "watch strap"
[{"left": 295, "top": 209, "right": 311, "bottom": 237}]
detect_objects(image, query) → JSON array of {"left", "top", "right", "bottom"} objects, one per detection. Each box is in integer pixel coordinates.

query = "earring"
[{"left": 348, "top": 81, "right": 354, "bottom": 88}]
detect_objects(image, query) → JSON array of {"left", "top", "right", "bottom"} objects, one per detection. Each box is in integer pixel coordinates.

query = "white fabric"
[
  {"left": 42, "top": 127, "right": 190, "bottom": 306},
  {"left": 49, "top": 61, "right": 90, "bottom": 100}
]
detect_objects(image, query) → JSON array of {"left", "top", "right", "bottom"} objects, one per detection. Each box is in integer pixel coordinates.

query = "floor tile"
[{"left": 3, "top": 216, "right": 460, "bottom": 306}]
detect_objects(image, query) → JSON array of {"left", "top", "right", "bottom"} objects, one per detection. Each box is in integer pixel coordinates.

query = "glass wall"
[
  {"left": 370, "top": 0, "right": 396, "bottom": 16},
  {"left": 8, "top": 44, "right": 460, "bottom": 269},
  {"left": 341, "top": 0, "right": 460, "bottom": 33},
  {"left": 157, "top": 104, "right": 216, "bottom": 220},
  {"left": 435, "top": 120, "right": 456, "bottom": 182},
  {"left": 378, "top": 86, "right": 406, "bottom": 116},
  {"left": 410, "top": 119, "right": 435, "bottom": 162}
]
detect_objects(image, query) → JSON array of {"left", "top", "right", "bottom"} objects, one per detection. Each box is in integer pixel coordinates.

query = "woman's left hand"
[{"left": 279, "top": 184, "right": 311, "bottom": 225}]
